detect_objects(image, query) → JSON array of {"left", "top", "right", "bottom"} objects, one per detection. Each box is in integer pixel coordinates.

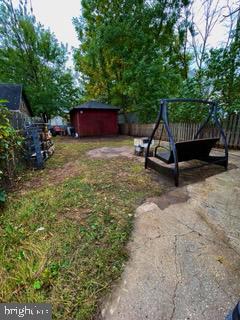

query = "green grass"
[{"left": 0, "top": 137, "right": 164, "bottom": 319}]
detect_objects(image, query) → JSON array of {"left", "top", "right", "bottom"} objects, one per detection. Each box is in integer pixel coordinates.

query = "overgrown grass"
[{"left": 0, "top": 137, "right": 164, "bottom": 319}]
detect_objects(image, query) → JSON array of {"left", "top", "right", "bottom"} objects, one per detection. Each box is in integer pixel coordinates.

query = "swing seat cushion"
[{"left": 155, "top": 138, "right": 219, "bottom": 164}]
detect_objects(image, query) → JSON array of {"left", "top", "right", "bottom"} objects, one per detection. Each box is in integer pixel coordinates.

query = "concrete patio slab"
[{"left": 101, "top": 151, "right": 240, "bottom": 320}]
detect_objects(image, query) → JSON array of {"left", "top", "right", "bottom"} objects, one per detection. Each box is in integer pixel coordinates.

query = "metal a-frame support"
[{"left": 145, "top": 98, "right": 229, "bottom": 186}]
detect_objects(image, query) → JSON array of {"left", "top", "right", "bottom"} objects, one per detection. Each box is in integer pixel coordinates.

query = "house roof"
[
  {"left": 71, "top": 101, "right": 120, "bottom": 111},
  {"left": 0, "top": 83, "right": 33, "bottom": 116}
]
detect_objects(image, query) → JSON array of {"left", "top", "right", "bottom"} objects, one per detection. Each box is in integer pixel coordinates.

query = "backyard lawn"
[{"left": 0, "top": 137, "right": 164, "bottom": 319}]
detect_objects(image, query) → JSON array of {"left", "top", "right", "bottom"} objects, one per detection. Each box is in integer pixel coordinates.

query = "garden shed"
[{"left": 70, "top": 101, "right": 120, "bottom": 137}]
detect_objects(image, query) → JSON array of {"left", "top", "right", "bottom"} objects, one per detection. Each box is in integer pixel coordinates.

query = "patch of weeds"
[{"left": 0, "top": 137, "right": 164, "bottom": 319}]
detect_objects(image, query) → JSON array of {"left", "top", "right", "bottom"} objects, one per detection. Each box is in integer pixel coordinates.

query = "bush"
[{"left": 0, "top": 102, "right": 23, "bottom": 203}]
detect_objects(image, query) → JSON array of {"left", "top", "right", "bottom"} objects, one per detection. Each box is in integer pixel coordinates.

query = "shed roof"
[
  {"left": 72, "top": 101, "right": 120, "bottom": 111},
  {"left": 0, "top": 83, "right": 33, "bottom": 115}
]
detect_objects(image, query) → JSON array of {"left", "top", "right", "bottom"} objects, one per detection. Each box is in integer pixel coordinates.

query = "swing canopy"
[{"left": 145, "top": 98, "right": 228, "bottom": 186}]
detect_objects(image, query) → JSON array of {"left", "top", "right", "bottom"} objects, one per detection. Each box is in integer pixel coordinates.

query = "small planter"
[{"left": 134, "top": 137, "right": 154, "bottom": 156}]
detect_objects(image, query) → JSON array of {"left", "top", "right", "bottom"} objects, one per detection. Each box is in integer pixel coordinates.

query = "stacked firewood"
[{"left": 40, "top": 126, "right": 55, "bottom": 159}]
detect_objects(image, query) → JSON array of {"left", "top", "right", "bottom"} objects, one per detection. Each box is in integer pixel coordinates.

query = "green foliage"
[
  {"left": 0, "top": 189, "right": 6, "bottom": 203},
  {"left": 168, "top": 76, "right": 212, "bottom": 123},
  {"left": 74, "top": 0, "right": 190, "bottom": 122},
  {"left": 0, "top": 0, "right": 81, "bottom": 119},
  {"left": 175, "top": 8, "right": 240, "bottom": 121},
  {"left": 205, "top": 46, "right": 240, "bottom": 114},
  {"left": 33, "top": 280, "right": 42, "bottom": 290},
  {"left": 0, "top": 104, "right": 22, "bottom": 161},
  {"left": 0, "top": 102, "right": 23, "bottom": 202},
  {"left": 73, "top": 0, "right": 240, "bottom": 123}
]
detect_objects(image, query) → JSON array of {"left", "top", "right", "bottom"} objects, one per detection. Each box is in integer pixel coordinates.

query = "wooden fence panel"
[
  {"left": 9, "top": 112, "right": 33, "bottom": 130},
  {"left": 234, "top": 115, "right": 240, "bottom": 147},
  {"left": 119, "top": 113, "right": 240, "bottom": 149}
]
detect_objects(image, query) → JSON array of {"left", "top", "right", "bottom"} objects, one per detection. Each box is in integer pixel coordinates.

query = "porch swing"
[{"left": 145, "top": 98, "right": 228, "bottom": 186}]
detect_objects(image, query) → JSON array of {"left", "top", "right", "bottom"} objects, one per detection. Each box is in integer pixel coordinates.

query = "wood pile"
[{"left": 40, "top": 126, "right": 55, "bottom": 159}]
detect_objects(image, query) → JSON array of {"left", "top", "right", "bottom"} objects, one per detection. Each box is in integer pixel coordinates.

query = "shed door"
[{"left": 77, "top": 109, "right": 118, "bottom": 136}]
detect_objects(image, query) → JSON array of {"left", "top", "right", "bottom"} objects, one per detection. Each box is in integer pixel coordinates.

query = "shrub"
[{"left": 0, "top": 102, "right": 23, "bottom": 203}]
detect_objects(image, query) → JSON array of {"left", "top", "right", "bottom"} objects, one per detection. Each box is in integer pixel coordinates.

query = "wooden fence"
[
  {"left": 9, "top": 112, "right": 32, "bottom": 129},
  {"left": 9, "top": 112, "right": 43, "bottom": 130},
  {"left": 119, "top": 113, "right": 240, "bottom": 149}
]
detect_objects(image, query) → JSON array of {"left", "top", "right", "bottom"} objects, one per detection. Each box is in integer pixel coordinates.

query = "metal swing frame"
[{"left": 145, "top": 98, "right": 229, "bottom": 186}]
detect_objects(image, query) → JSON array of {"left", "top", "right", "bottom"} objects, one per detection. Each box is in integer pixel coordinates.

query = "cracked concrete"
[{"left": 101, "top": 151, "right": 240, "bottom": 320}]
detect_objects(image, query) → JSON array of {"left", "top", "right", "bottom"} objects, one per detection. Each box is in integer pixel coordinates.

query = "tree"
[
  {"left": 172, "top": 0, "right": 240, "bottom": 121},
  {"left": 190, "top": 0, "right": 222, "bottom": 73},
  {"left": 0, "top": 0, "right": 81, "bottom": 120},
  {"left": 205, "top": 9, "right": 240, "bottom": 113},
  {"left": 74, "top": 0, "right": 191, "bottom": 122}
]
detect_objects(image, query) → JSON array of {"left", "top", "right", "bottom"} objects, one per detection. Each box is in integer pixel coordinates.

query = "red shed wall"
[{"left": 71, "top": 109, "right": 118, "bottom": 137}]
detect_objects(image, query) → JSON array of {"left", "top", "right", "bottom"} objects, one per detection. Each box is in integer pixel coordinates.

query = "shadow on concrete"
[{"left": 148, "top": 161, "right": 238, "bottom": 189}]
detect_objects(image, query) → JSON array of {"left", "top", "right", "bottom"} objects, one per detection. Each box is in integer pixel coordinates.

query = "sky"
[
  {"left": 191, "top": 0, "right": 239, "bottom": 48},
  {"left": 12, "top": 0, "right": 239, "bottom": 65},
  {"left": 28, "top": 0, "right": 81, "bottom": 49},
  {"left": 23, "top": 0, "right": 238, "bottom": 47}
]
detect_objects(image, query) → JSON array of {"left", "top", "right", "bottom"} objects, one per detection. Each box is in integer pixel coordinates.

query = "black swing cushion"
[{"left": 155, "top": 138, "right": 219, "bottom": 164}]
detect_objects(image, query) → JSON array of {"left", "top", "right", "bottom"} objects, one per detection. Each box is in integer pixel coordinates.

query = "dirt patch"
[
  {"left": 146, "top": 187, "right": 190, "bottom": 210},
  {"left": 60, "top": 208, "right": 91, "bottom": 224},
  {"left": 55, "top": 135, "right": 130, "bottom": 144},
  {"left": 19, "top": 161, "right": 81, "bottom": 194},
  {"left": 87, "top": 146, "right": 135, "bottom": 159}
]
